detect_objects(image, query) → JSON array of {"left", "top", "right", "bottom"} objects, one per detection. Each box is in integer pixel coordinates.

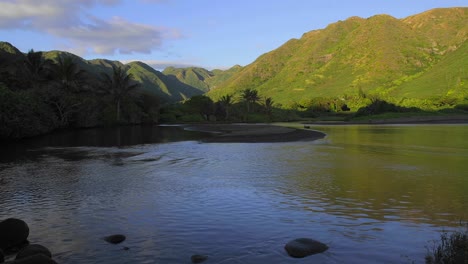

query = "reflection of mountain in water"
[{"left": 274, "top": 125, "right": 468, "bottom": 226}]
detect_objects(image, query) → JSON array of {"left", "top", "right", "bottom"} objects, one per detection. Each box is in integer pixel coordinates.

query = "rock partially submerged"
[
  {"left": 103, "top": 234, "right": 126, "bottom": 244},
  {"left": 11, "top": 253, "right": 57, "bottom": 264},
  {"left": 284, "top": 238, "right": 328, "bottom": 258},
  {"left": 0, "top": 218, "right": 30, "bottom": 252},
  {"left": 191, "top": 254, "right": 208, "bottom": 263},
  {"left": 16, "top": 244, "right": 52, "bottom": 260}
]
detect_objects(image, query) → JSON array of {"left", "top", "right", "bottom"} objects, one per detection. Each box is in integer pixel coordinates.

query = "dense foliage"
[
  {"left": 0, "top": 49, "right": 160, "bottom": 140},
  {"left": 1, "top": 8, "right": 467, "bottom": 139}
]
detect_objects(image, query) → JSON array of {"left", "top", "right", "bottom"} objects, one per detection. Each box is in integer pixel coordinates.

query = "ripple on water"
[{"left": 1, "top": 125, "right": 467, "bottom": 263}]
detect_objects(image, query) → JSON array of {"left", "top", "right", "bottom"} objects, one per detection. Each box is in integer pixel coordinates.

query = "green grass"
[{"left": 207, "top": 8, "right": 467, "bottom": 106}]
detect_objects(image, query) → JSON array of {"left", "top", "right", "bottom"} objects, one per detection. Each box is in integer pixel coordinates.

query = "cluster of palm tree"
[
  {"left": 173, "top": 87, "right": 276, "bottom": 122},
  {"left": 0, "top": 49, "right": 156, "bottom": 139}
]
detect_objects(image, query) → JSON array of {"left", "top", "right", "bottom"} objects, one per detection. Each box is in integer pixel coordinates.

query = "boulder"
[
  {"left": 284, "top": 238, "right": 328, "bottom": 258},
  {"left": 191, "top": 254, "right": 208, "bottom": 263},
  {"left": 16, "top": 244, "right": 52, "bottom": 260},
  {"left": 12, "top": 254, "right": 57, "bottom": 264},
  {"left": 0, "top": 219, "right": 29, "bottom": 251},
  {"left": 103, "top": 234, "right": 126, "bottom": 244}
]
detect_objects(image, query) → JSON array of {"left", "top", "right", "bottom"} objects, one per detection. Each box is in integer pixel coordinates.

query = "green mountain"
[
  {"left": 208, "top": 7, "right": 468, "bottom": 104},
  {"left": 163, "top": 65, "right": 242, "bottom": 92},
  {"left": 0, "top": 43, "right": 208, "bottom": 102}
]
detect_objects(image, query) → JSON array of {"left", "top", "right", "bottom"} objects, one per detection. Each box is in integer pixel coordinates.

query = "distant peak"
[
  {"left": 0, "top": 41, "right": 22, "bottom": 55},
  {"left": 367, "top": 14, "right": 398, "bottom": 21},
  {"left": 346, "top": 16, "right": 365, "bottom": 21}
]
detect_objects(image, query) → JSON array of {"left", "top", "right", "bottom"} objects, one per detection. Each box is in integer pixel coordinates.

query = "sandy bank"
[{"left": 184, "top": 124, "right": 326, "bottom": 143}]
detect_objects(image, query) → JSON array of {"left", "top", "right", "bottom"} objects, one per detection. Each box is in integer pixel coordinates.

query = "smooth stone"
[
  {"left": 103, "top": 234, "right": 126, "bottom": 244},
  {"left": 12, "top": 254, "right": 57, "bottom": 264},
  {"left": 191, "top": 254, "right": 208, "bottom": 263},
  {"left": 284, "top": 238, "right": 328, "bottom": 258},
  {"left": 0, "top": 219, "right": 29, "bottom": 251},
  {"left": 15, "top": 244, "right": 52, "bottom": 260}
]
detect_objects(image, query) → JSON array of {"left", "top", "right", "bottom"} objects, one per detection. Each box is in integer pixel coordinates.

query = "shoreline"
[
  {"left": 183, "top": 124, "right": 326, "bottom": 143},
  {"left": 305, "top": 115, "right": 468, "bottom": 125}
]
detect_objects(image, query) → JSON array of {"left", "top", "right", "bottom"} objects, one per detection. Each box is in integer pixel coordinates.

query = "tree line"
[
  {"left": 0, "top": 50, "right": 160, "bottom": 140},
  {"left": 161, "top": 88, "right": 303, "bottom": 123}
]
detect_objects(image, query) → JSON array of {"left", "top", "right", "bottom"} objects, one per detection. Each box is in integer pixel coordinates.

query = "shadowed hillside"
[{"left": 163, "top": 65, "right": 242, "bottom": 92}]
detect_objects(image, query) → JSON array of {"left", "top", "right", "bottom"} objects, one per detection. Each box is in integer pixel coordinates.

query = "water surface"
[{"left": 1, "top": 124, "right": 467, "bottom": 263}]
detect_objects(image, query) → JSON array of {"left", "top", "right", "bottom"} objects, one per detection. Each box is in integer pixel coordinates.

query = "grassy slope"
[
  {"left": 40, "top": 51, "right": 206, "bottom": 102},
  {"left": 163, "top": 65, "right": 242, "bottom": 93},
  {"left": 127, "top": 62, "right": 206, "bottom": 102},
  {"left": 163, "top": 67, "right": 212, "bottom": 92},
  {"left": 207, "top": 7, "right": 468, "bottom": 105},
  {"left": 392, "top": 42, "right": 468, "bottom": 99}
]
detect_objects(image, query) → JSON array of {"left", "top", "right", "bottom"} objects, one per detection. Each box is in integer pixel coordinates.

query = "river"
[{"left": 0, "top": 124, "right": 467, "bottom": 263}]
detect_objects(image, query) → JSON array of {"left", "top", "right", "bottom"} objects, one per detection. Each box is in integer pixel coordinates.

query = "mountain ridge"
[
  {"left": 1, "top": 7, "right": 466, "bottom": 105},
  {"left": 207, "top": 7, "right": 467, "bottom": 105}
]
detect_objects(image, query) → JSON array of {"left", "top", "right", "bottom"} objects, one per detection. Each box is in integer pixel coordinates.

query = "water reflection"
[
  {"left": 0, "top": 124, "right": 467, "bottom": 263},
  {"left": 276, "top": 124, "right": 468, "bottom": 226},
  {"left": 0, "top": 125, "right": 210, "bottom": 163}
]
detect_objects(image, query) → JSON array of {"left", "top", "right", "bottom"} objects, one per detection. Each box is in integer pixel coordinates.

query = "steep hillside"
[
  {"left": 163, "top": 65, "right": 242, "bottom": 92},
  {"left": 0, "top": 42, "right": 23, "bottom": 72},
  {"left": 208, "top": 7, "right": 467, "bottom": 104},
  {"left": 163, "top": 67, "right": 213, "bottom": 92},
  {"left": 125, "top": 61, "right": 204, "bottom": 101},
  {"left": 208, "top": 65, "right": 243, "bottom": 89},
  {"left": 0, "top": 43, "right": 207, "bottom": 103}
]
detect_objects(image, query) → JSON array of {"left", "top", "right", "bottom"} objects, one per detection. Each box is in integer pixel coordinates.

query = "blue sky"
[{"left": 0, "top": 0, "right": 465, "bottom": 70}]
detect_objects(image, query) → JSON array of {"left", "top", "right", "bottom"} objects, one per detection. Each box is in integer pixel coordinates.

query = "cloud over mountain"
[{"left": 0, "top": 0, "right": 181, "bottom": 55}]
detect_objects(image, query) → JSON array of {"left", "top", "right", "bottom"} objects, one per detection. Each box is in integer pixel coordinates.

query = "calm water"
[{"left": 0, "top": 124, "right": 467, "bottom": 263}]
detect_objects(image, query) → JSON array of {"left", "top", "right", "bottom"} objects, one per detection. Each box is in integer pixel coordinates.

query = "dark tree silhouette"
[
  {"left": 241, "top": 88, "right": 260, "bottom": 113},
  {"left": 263, "top": 97, "right": 274, "bottom": 120},
  {"left": 20, "top": 49, "right": 53, "bottom": 89},
  {"left": 219, "top": 94, "right": 234, "bottom": 120},
  {"left": 51, "top": 55, "right": 86, "bottom": 93},
  {"left": 99, "top": 66, "right": 139, "bottom": 123}
]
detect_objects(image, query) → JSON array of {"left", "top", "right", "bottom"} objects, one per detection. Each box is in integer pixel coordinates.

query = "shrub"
[
  {"left": 425, "top": 227, "right": 467, "bottom": 264},
  {"left": 454, "top": 104, "right": 468, "bottom": 112}
]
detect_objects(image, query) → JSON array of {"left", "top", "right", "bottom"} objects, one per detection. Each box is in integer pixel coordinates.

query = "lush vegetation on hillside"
[
  {"left": 0, "top": 47, "right": 160, "bottom": 139},
  {"left": 163, "top": 65, "right": 242, "bottom": 92},
  {"left": 1, "top": 8, "right": 467, "bottom": 139},
  {"left": 207, "top": 8, "right": 468, "bottom": 112}
]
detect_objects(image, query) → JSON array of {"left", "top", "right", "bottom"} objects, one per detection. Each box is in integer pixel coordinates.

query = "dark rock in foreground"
[
  {"left": 16, "top": 244, "right": 52, "bottom": 260},
  {"left": 104, "top": 234, "right": 126, "bottom": 244},
  {"left": 0, "top": 218, "right": 30, "bottom": 251},
  {"left": 11, "top": 253, "right": 57, "bottom": 264},
  {"left": 0, "top": 248, "right": 4, "bottom": 263},
  {"left": 284, "top": 238, "right": 328, "bottom": 258},
  {"left": 191, "top": 254, "right": 208, "bottom": 263}
]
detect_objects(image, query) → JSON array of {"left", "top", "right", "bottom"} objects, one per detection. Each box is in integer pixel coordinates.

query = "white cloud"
[
  {"left": 52, "top": 16, "right": 181, "bottom": 55},
  {"left": 0, "top": 0, "right": 181, "bottom": 55}
]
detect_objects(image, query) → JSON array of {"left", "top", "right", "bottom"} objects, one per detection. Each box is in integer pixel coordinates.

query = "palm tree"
[
  {"left": 241, "top": 88, "right": 260, "bottom": 113},
  {"left": 21, "top": 49, "right": 52, "bottom": 89},
  {"left": 219, "top": 94, "right": 233, "bottom": 120},
  {"left": 99, "top": 66, "right": 139, "bottom": 123},
  {"left": 263, "top": 97, "right": 274, "bottom": 121},
  {"left": 51, "top": 55, "right": 86, "bottom": 93}
]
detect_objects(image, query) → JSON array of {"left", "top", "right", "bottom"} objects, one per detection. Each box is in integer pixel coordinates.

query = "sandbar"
[{"left": 184, "top": 124, "right": 326, "bottom": 143}]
